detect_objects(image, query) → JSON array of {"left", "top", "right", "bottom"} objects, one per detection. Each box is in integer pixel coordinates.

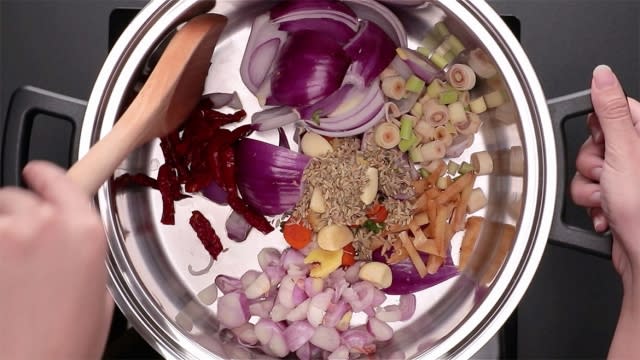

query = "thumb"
[{"left": 591, "top": 65, "right": 636, "bottom": 154}]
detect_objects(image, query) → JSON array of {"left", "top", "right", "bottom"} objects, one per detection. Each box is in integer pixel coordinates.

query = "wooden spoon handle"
[{"left": 66, "top": 119, "right": 142, "bottom": 196}]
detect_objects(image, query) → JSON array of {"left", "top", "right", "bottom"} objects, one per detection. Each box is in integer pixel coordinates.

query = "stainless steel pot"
[{"left": 2, "top": 0, "right": 611, "bottom": 359}]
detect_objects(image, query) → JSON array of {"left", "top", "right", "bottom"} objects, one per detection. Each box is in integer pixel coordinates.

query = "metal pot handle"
[
  {"left": 547, "top": 89, "right": 612, "bottom": 258},
  {"left": 2, "top": 86, "right": 86, "bottom": 186}
]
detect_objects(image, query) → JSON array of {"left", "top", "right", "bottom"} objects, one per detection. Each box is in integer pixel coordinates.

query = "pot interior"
[{"left": 101, "top": 1, "right": 552, "bottom": 359}]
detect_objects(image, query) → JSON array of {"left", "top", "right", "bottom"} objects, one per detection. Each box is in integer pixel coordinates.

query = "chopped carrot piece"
[{"left": 282, "top": 221, "right": 313, "bottom": 250}]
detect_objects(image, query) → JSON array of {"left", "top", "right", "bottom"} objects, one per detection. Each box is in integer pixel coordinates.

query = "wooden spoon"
[{"left": 67, "top": 13, "right": 228, "bottom": 195}]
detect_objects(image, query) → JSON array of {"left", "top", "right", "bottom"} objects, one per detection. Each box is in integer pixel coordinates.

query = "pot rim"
[{"left": 80, "top": 1, "right": 557, "bottom": 359}]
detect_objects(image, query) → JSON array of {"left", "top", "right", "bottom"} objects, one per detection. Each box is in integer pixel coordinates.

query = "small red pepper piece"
[{"left": 189, "top": 210, "right": 223, "bottom": 260}]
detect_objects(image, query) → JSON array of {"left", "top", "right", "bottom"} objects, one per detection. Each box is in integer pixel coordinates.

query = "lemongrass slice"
[
  {"left": 382, "top": 75, "right": 407, "bottom": 100},
  {"left": 484, "top": 90, "right": 506, "bottom": 108},
  {"left": 458, "top": 91, "right": 471, "bottom": 107},
  {"left": 420, "top": 140, "right": 446, "bottom": 162},
  {"left": 434, "top": 126, "right": 452, "bottom": 147},
  {"left": 374, "top": 122, "right": 401, "bottom": 149},
  {"left": 509, "top": 146, "right": 524, "bottom": 176},
  {"left": 469, "top": 97, "right": 487, "bottom": 114},
  {"left": 423, "top": 99, "right": 449, "bottom": 127},
  {"left": 410, "top": 101, "right": 423, "bottom": 118},
  {"left": 414, "top": 120, "right": 435, "bottom": 141},
  {"left": 467, "top": 48, "right": 498, "bottom": 79},
  {"left": 436, "top": 176, "right": 448, "bottom": 190},
  {"left": 425, "top": 79, "right": 446, "bottom": 98},
  {"left": 448, "top": 101, "right": 466, "bottom": 127},
  {"left": 467, "top": 188, "right": 488, "bottom": 213},
  {"left": 456, "top": 112, "right": 482, "bottom": 135},
  {"left": 470, "top": 150, "right": 494, "bottom": 175},
  {"left": 446, "top": 64, "right": 476, "bottom": 91}
]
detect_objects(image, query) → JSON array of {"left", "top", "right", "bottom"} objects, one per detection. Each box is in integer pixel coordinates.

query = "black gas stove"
[{"left": 2, "top": 1, "right": 638, "bottom": 358}]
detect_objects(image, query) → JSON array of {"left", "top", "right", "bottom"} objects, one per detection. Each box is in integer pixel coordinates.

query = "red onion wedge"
[
  {"left": 235, "top": 138, "right": 311, "bottom": 216},
  {"left": 342, "top": 0, "right": 407, "bottom": 47},
  {"left": 270, "top": 0, "right": 358, "bottom": 22},
  {"left": 240, "top": 13, "right": 287, "bottom": 93},
  {"left": 372, "top": 249, "right": 459, "bottom": 295},
  {"left": 251, "top": 106, "right": 300, "bottom": 131},
  {"left": 344, "top": 20, "right": 397, "bottom": 86},
  {"left": 278, "top": 18, "right": 356, "bottom": 45},
  {"left": 268, "top": 30, "right": 351, "bottom": 108},
  {"left": 396, "top": 47, "right": 441, "bottom": 83}
]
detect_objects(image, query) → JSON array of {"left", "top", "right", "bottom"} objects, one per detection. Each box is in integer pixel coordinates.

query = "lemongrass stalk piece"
[
  {"left": 456, "top": 112, "right": 482, "bottom": 135},
  {"left": 438, "top": 89, "right": 458, "bottom": 105},
  {"left": 409, "top": 145, "right": 424, "bottom": 163},
  {"left": 420, "top": 140, "right": 446, "bottom": 162},
  {"left": 458, "top": 161, "right": 474, "bottom": 175},
  {"left": 406, "top": 75, "right": 426, "bottom": 94},
  {"left": 434, "top": 126, "right": 452, "bottom": 147},
  {"left": 426, "top": 80, "right": 444, "bottom": 98},
  {"left": 410, "top": 101, "right": 423, "bottom": 118},
  {"left": 446, "top": 64, "right": 476, "bottom": 91},
  {"left": 484, "top": 90, "right": 506, "bottom": 108},
  {"left": 398, "top": 131, "right": 418, "bottom": 152},
  {"left": 374, "top": 122, "right": 401, "bottom": 149},
  {"left": 446, "top": 35, "right": 465, "bottom": 56},
  {"left": 400, "top": 116, "right": 414, "bottom": 140},
  {"left": 423, "top": 100, "right": 449, "bottom": 127},
  {"left": 419, "top": 168, "right": 430, "bottom": 178},
  {"left": 469, "top": 97, "right": 487, "bottom": 114},
  {"left": 430, "top": 53, "right": 449, "bottom": 69},
  {"left": 434, "top": 22, "right": 450, "bottom": 38},
  {"left": 382, "top": 76, "right": 407, "bottom": 101},
  {"left": 467, "top": 48, "right": 497, "bottom": 79},
  {"left": 467, "top": 188, "right": 488, "bottom": 213},
  {"left": 447, "top": 161, "right": 460, "bottom": 176},
  {"left": 414, "top": 120, "right": 435, "bottom": 141},
  {"left": 470, "top": 151, "right": 494, "bottom": 175},
  {"left": 448, "top": 101, "right": 466, "bottom": 126}
]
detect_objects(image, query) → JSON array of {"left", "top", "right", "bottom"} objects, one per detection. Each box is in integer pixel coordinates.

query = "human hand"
[
  {"left": 570, "top": 65, "right": 640, "bottom": 288},
  {"left": 0, "top": 161, "right": 113, "bottom": 360}
]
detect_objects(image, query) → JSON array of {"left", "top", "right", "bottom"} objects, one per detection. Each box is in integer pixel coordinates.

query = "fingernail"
[
  {"left": 593, "top": 215, "right": 606, "bottom": 232},
  {"left": 590, "top": 191, "right": 601, "bottom": 203},
  {"left": 593, "top": 65, "right": 616, "bottom": 89},
  {"left": 591, "top": 167, "right": 602, "bottom": 180},
  {"left": 593, "top": 129, "right": 603, "bottom": 144}
]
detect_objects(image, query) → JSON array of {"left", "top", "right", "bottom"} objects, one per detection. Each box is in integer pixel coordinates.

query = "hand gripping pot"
[{"left": 2, "top": 0, "right": 612, "bottom": 359}]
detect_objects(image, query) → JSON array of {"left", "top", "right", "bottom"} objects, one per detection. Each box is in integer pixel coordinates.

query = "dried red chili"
[
  {"left": 113, "top": 173, "right": 158, "bottom": 190},
  {"left": 158, "top": 164, "right": 177, "bottom": 225},
  {"left": 227, "top": 193, "right": 274, "bottom": 234},
  {"left": 189, "top": 210, "right": 223, "bottom": 260}
]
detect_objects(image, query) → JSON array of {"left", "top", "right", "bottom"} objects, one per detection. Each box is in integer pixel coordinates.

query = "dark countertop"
[{"left": 2, "top": 1, "right": 639, "bottom": 358}]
